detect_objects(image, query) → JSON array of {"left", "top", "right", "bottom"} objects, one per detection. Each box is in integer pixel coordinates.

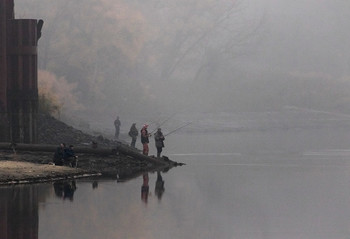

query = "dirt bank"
[
  {"left": 0, "top": 147, "right": 173, "bottom": 185},
  {"left": 0, "top": 114, "right": 178, "bottom": 185},
  {"left": 0, "top": 160, "right": 91, "bottom": 185}
]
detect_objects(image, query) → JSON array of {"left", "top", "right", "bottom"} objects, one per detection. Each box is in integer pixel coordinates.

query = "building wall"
[
  {"left": 0, "top": 0, "right": 14, "bottom": 141},
  {"left": 7, "top": 19, "right": 38, "bottom": 143},
  {"left": 0, "top": 0, "right": 39, "bottom": 143}
]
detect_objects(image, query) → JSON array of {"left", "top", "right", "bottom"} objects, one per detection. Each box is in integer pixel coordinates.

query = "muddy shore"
[
  {"left": 0, "top": 114, "right": 178, "bottom": 185},
  {"left": 0, "top": 149, "right": 171, "bottom": 185}
]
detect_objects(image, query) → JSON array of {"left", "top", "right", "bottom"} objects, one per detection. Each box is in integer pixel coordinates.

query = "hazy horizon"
[{"left": 15, "top": 0, "right": 350, "bottom": 122}]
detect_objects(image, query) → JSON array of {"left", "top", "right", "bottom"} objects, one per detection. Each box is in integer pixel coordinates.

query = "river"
[{"left": 2, "top": 110, "right": 350, "bottom": 239}]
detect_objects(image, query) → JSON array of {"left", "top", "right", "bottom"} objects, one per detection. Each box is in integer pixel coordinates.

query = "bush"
[{"left": 38, "top": 93, "right": 61, "bottom": 116}]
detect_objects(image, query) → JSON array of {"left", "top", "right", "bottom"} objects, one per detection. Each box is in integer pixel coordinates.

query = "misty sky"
[
  {"left": 244, "top": 0, "right": 350, "bottom": 76},
  {"left": 15, "top": 0, "right": 350, "bottom": 117}
]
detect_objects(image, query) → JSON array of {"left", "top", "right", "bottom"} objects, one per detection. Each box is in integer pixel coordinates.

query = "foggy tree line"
[
  {"left": 15, "top": 0, "right": 350, "bottom": 117},
  {"left": 16, "top": 0, "right": 263, "bottom": 116}
]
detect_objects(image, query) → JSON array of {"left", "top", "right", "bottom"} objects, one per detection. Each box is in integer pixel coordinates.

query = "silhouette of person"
[
  {"left": 155, "top": 171, "right": 165, "bottom": 200},
  {"left": 114, "top": 116, "right": 121, "bottom": 139},
  {"left": 141, "top": 173, "right": 149, "bottom": 204},
  {"left": 128, "top": 123, "right": 138, "bottom": 148},
  {"left": 154, "top": 128, "right": 165, "bottom": 158},
  {"left": 53, "top": 143, "right": 65, "bottom": 166}
]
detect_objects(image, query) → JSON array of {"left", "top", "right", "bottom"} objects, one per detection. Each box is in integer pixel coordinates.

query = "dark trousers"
[
  {"left": 131, "top": 137, "right": 137, "bottom": 147},
  {"left": 115, "top": 128, "right": 120, "bottom": 139},
  {"left": 156, "top": 147, "right": 163, "bottom": 158}
]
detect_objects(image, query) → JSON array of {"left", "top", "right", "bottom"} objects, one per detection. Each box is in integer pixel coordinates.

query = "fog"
[
  {"left": 15, "top": 0, "right": 350, "bottom": 124},
  {"left": 5, "top": 2, "right": 350, "bottom": 237}
]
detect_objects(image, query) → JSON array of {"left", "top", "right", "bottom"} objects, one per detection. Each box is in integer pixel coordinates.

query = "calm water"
[{"left": 2, "top": 116, "right": 350, "bottom": 238}]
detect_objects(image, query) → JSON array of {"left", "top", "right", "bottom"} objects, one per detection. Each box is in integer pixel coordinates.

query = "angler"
[
  {"left": 140, "top": 124, "right": 151, "bottom": 155},
  {"left": 154, "top": 128, "right": 165, "bottom": 158}
]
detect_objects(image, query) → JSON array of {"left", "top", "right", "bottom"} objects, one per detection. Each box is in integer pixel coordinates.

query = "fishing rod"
[
  {"left": 164, "top": 122, "right": 192, "bottom": 137},
  {"left": 149, "top": 112, "right": 177, "bottom": 134},
  {"left": 148, "top": 117, "right": 162, "bottom": 128}
]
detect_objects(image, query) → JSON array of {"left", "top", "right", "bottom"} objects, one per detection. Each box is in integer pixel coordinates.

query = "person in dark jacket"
[
  {"left": 63, "top": 145, "right": 78, "bottom": 167},
  {"left": 53, "top": 143, "right": 65, "bottom": 166},
  {"left": 128, "top": 123, "right": 138, "bottom": 148},
  {"left": 140, "top": 124, "right": 150, "bottom": 155},
  {"left": 154, "top": 128, "right": 165, "bottom": 158},
  {"left": 114, "top": 116, "right": 121, "bottom": 139}
]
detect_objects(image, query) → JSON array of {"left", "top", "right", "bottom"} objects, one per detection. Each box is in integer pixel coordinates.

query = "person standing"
[
  {"left": 154, "top": 128, "right": 165, "bottom": 158},
  {"left": 128, "top": 123, "right": 138, "bottom": 148},
  {"left": 114, "top": 116, "right": 121, "bottom": 139},
  {"left": 53, "top": 143, "right": 65, "bottom": 166},
  {"left": 140, "top": 124, "right": 150, "bottom": 155}
]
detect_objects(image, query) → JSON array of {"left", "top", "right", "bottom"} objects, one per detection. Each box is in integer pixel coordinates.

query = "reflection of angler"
[
  {"left": 53, "top": 181, "right": 77, "bottom": 201},
  {"left": 63, "top": 181, "right": 77, "bottom": 201},
  {"left": 53, "top": 182, "right": 64, "bottom": 198},
  {"left": 92, "top": 181, "right": 98, "bottom": 189},
  {"left": 141, "top": 173, "right": 149, "bottom": 204},
  {"left": 155, "top": 171, "right": 165, "bottom": 200}
]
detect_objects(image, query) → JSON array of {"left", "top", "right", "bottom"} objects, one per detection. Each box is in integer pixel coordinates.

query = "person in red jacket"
[{"left": 140, "top": 124, "right": 150, "bottom": 155}]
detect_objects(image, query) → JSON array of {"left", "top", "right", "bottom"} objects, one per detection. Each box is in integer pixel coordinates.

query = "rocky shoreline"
[{"left": 0, "top": 114, "right": 179, "bottom": 185}]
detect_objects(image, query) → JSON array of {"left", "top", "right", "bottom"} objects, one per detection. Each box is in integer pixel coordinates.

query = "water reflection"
[
  {"left": 141, "top": 173, "right": 149, "bottom": 204},
  {"left": 155, "top": 171, "right": 165, "bottom": 201},
  {"left": 92, "top": 181, "right": 98, "bottom": 189},
  {"left": 141, "top": 171, "right": 166, "bottom": 204},
  {"left": 53, "top": 181, "right": 77, "bottom": 201},
  {"left": 0, "top": 184, "right": 51, "bottom": 239},
  {"left": 0, "top": 169, "right": 172, "bottom": 239}
]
